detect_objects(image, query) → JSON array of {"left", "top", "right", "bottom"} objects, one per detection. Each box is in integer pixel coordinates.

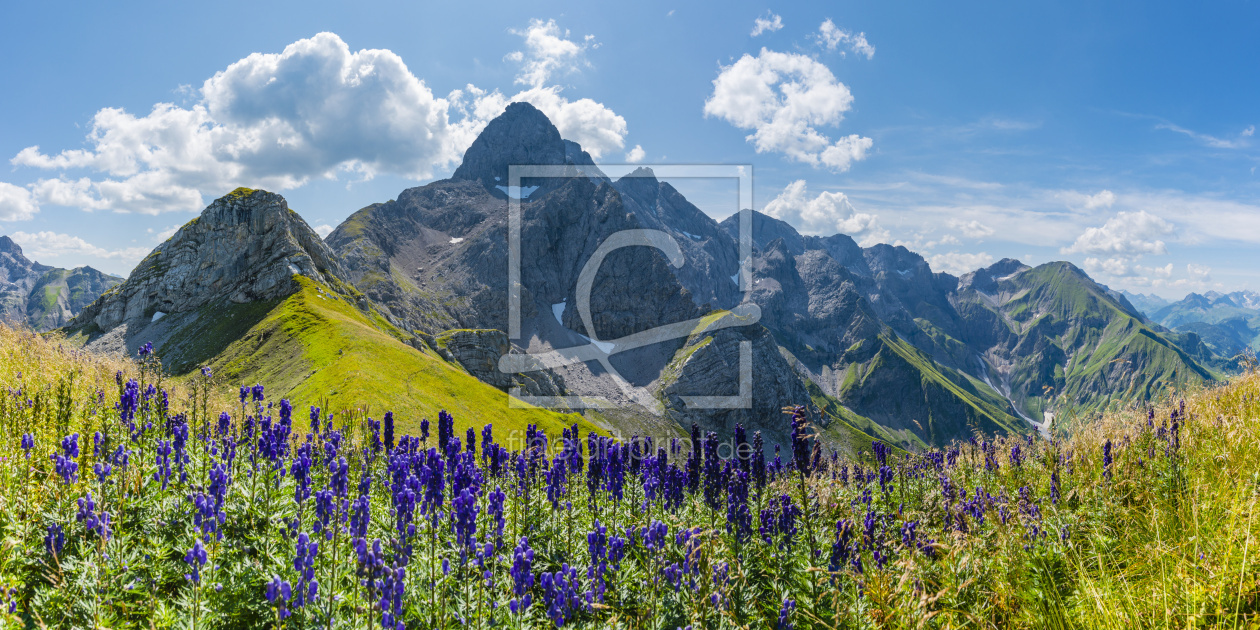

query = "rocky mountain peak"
[
  {"left": 452, "top": 102, "right": 570, "bottom": 190},
  {"left": 0, "top": 235, "right": 24, "bottom": 256},
  {"left": 68, "top": 187, "right": 345, "bottom": 334},
  {"left": 959, "top": 257, "right": 1030, "bottom": 293}
]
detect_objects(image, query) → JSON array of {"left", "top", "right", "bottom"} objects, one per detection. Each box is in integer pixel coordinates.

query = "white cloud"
[
  {"left": 946, "top": 218, "right": 994, "bottom": 239},
  {"left": 1187, "top": 263, "right": 1212, "bottom": 282},
  {"left": 816, "top": 19, "right": 875, "bottom": 59},
  {"left": 1083, "top": 190, "right": 1116, "bottom": 210},
  {"left": 763, "top": 179, "right": 888, "bottom": 244},
  {"left": 1155, "top": 121, "right": 1252, "bottom": 149},
  {"left": 1062, "top": 210, "right": 1174, "bottom": 258},
  {"left": 8, "top": 30, "right": 630, "bottom": 213},
  {"left": 149, "top": 225, "right": 179, "bottom": 242},
  {"left": 625, "top": 145, "right": 645, "bottom": 163},
  {"left": 502, "top": 86, "right": 626, "bottom": 159},
  {"left": 0, "top": 182, "right": 39, "bottom": 221},
  {"left": 506, "top": 18, "right": 595, "bottom": 88},
  {"left": 751, "top": 12, "right": 784, "bottom": 37},
  {"left": 704, "top": 49, "right": 872, "bottom": 171},
  {"left": 314, "top": 224, "right": 334, "bottom": 238},
  {"left": 10, "top": 231, "right": 150, "bottom": 264},
  {"left": 928, "top": 251, "right": 994, "bottom": 275}
]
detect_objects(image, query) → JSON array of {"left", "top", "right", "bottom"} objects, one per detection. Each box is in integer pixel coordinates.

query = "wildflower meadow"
[{"left": 0, "top": 324, "right": 1257, "bottom": 628}]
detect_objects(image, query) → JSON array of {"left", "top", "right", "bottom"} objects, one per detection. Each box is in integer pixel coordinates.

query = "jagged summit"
[
  {"left": 452, "top": 102, "right": 603, "bottom": 192},
  {"left": 69, "top": 187, "right": 344, "bottom": 336},
  {"left": 452, "top": 102, "right": 567, "bottom": 189},
  {"left": 958, "top": 258, "right": 1030, "bottom": 293},
  {"left": 0, "top": 235, "right": 26, "bottom": 257}
]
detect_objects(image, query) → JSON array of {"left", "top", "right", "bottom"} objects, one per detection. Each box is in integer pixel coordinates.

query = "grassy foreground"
[{"left": 0, "top": 324, "right": 1256, "bottom": 628}]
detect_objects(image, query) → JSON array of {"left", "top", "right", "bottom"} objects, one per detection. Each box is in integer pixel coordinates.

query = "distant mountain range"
[
  {"left": 1121, "top": 289, "right": 1260, "bottom": 359},
  {"left": 19, "top": 102, "right": 1231, "bottom": 451},
  {"left": 0, "top": 236, "right": 121, "bottom": 330}
]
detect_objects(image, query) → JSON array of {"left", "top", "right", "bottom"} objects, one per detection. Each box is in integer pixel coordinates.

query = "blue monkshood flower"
[
  {"left": 1010, "top": 444, "right": 1024, "bottom": 468},
  {"left": 871, "top": 441, "right": 891, "bottom": 466},
  {"left": 309, "top": 406, "right": 321, "bottom": 434},
  {"left": 154, "top": 440, "right": 173, "bottom": 489},
  {"left": 239, "top": 386, "right": 249, "bottom": 406},
  {"left": 265, "top": 575, "right": 293, "bottom": 619},
  {"left": 200, "top": 366, "right": 212, "bottom": 378},
  {"left": 901, "top": 520, "right": 919, "bottom": 546},
  {"left": 452, "top": 488, "right": 479, "bottom": 554},
  {"left": 1050, "top": 471, "right": 1061, "bottom": 505},
  {"left": 292, "top": 533, "right": 319, "bottom": 608},
  {"left": 642, "top": 520, "right": 669, "bottom": 551},
  {"left": 251, "top": 384, "right": 265, "bottom": 403},
  {"left": 138, "top": 342, "right": 154, "bottom": 358},
  {"left": 93, "top": 461, "right": 113, "bottom": 484},
  {"left": 777, "top": 598, "right": 796, "bottom": 630},
  {"left": 1103, "top": 440, "right": 1113, "bottom": 480},
  {"left": 546, "top": 456, "right": 569, "bottom": 510},
  {"left": 185, "top": 539, "right": 208, "bottom": 584},
  {"left": 75, "top": 493, "right": 111, "bottom": 541},
  {"left": 331, "top": 456, "right": 349, "bottom": 498},
  {"left": 418, "top": 416, "right": 428, "bottom": 444},
  {"left": 44, "top": 524, "right": 65, "bottom": 557},
  {"left": 540, "top": 564, "right": 586, "bottom": 626},
  {"left": 752, "top": 431, "right": 767, "bottom": 490},
  {"left": 53, "top": 433, "right": 80, "bottom": 484},
  {"left": 759, "top": 495, "right": 801, "bottom": 551},
  {"left": 20, "top": 433, "right": 33, "bottom": 458},
  {"left": 726, "top": 467, "right": 753, "bottom": 544},
  {"left": 878, "top": 465, "right": 894, "bottom": 493},
  {"left": 438, "top": 410, "right": 457, "bottom": 458},
  {"left": 509, "top": 537, "right": 535, "bottom": 615},
  {"left": 314, "top": 489, "right": 335, "bottom": 538},
  {"left": 487, "top": 486, "right": 507, "bottom": 548},
  {"left": 828, "top": 520, "right": 854, "bottom": 576}
]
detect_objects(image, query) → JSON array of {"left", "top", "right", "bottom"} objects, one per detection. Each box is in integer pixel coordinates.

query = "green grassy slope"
[
  {"left": 201, "top": 276, "right": 595, "bottom": 441},
  {"left": 984, "top": 262, "right": 1215, "bottom": 417},
  {"left": 835, "top": 333, "right": 1029, "bottom": 445}
]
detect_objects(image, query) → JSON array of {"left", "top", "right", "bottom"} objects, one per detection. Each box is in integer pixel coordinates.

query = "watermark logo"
[{"left": 497, "top": 164, "right": 760, "bottom": 411}]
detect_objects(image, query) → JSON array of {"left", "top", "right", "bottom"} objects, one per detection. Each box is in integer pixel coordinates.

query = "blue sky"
[{"left": 1, "top": 0, "right": 1257, "bottom": 298}]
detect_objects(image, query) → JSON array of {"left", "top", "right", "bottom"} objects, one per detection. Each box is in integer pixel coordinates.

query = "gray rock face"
[
  {"left": 0, "top": 235, "right": 122, "bottom": 330},
  {"left": 434, "top": 328, "right": 565, "bottom": 397},
  {"left": 69, "top": 188, "right": 345, "bottom": 335}
]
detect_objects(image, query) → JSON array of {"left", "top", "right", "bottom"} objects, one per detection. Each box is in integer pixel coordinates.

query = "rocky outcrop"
[
  {"left": 434, "top": 328, "right": 565, "bottom": 398},
  {"left": 68, "top": 188, "right": 345, "bottom": 335},
  {"left": 0, "top": 236, "right": 122, "bottom": 330}
]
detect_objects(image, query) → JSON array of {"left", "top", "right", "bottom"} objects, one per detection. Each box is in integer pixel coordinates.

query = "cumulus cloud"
[
  {"left": 314, "top": 224, "right": 335, "bottom": 238},
  {"left": 0, "top": 182, "right": 39, "bottom": 221},
  {"left": 1062, "top": 210, "right": 1174, "bottom": 258},
  {"left": 763, "top": 179, "right": 888, "bottom": 244},
  {"left": 8, "top": 29, "right": 629, "bottom": 214},
  {"left": 704, "top": 49, "right": 872, "bottom": 171},
  {"left": 10, "top": 231, "right": 150, "bottom": 264},
  {"left": 751, "top": 12, "right": 784, "bottom": 37},
  {"left": 1187, "top": 263, "right": 1212, "bottom": 282},
  {"left": 1083, "top": 190, "right": 1116, "bottom": 210},
  {"left": 625, "top": 145, "right": 645, "bottom": 163},
  {"left": 506, "top": 19, "right": 595, "bottom": 88},
  {"left": 928, "top": 251, "right": 995, "bottom": 275},
  {"left": 946, "top": 218, "right": 994, "bottom": 239},
  {"left": 816, "top": 19, "right": 875, "bottom": 59}
]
